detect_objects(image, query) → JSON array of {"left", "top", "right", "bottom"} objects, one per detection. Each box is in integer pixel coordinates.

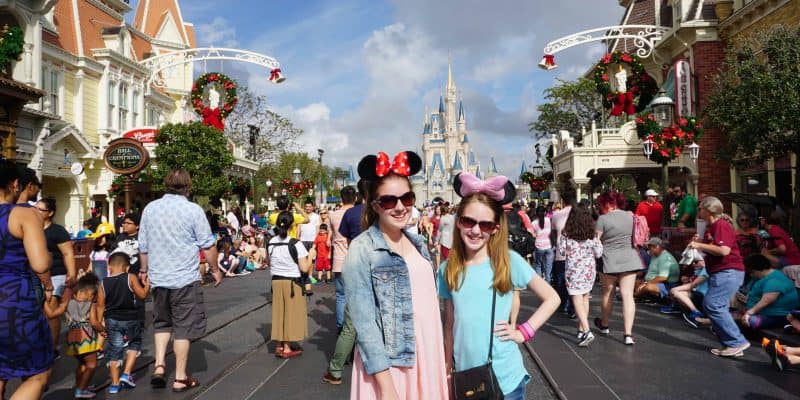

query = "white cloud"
[{"left": 195, "top": 17, "right": 239, "bottom": 47}]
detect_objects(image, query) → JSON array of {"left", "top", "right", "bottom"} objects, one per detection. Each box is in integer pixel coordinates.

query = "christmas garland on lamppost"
[
  {"left": 593, "top": 51, "right": 658, "bottom": 117},
  {"left": 279, "top": 178, "right": 314, "bottom": 199},
  {"left": 635, "top": 113, "right": 703, "bottom": 165},
  {"left": 520, "top": 171, "right": 549, "bottom": 194},
  {"left": 107, "top": 172, "right": 152, "bottom": 199},
  {"left": 228, "top": 176, "right": 253, "bottom": 200},
  {"left": 191, "top": 72, "right": 238, "bottom": 131}
]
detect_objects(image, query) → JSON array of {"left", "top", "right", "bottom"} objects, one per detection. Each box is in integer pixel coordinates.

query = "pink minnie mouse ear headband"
[
  {"left": 453, "top": 172, "right": 516, "bottom": 205},
  {"left": 357, "top": 151, "right": 423, "bottom": 180}
]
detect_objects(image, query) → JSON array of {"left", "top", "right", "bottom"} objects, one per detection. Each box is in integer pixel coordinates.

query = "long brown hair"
[
  {"left": 445, "top": 193, "right": 513, "bottom": 294},
  {"left": 360, "top": 173, "right": 412, "bottom": 231}
]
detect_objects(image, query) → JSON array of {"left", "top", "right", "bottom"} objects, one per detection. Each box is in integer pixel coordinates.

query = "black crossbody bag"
[{"left": 452, "top": 288, "right": 503, "bottom": 399}]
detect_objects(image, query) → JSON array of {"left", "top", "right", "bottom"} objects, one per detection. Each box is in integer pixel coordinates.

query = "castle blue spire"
[
  {"left": 520, "top": 160, "right": 527, "bottom": 176},
  {"left": 462, "top": 133, "right": 469, "bottom": 144},
  {"left": 452, "top": 153, "right": 463, "bottom": 170},
  {"left": 458, "top": 101, "right": 464, "bottom": 120},
  {"left": 439, "top": 95, "right": 445, "bottom": 113},
  {"left": 490, "top": 157, "right": 498, "bottom": 174},
  {"left": 347, "top": 165, "right": 356, "bottom": 184}
]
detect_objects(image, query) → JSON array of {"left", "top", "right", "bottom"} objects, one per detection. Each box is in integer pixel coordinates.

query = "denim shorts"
[
  {"left": 51, "top": 275, "right": 67, "bottom": 298},
  {"left": 105, "top": 318, "right": 144, "bottom": 363}
]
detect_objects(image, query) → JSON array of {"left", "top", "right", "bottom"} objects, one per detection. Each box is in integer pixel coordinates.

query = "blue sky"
[{"left": 132, "top": 0, "right": 622, "bottom": 178}]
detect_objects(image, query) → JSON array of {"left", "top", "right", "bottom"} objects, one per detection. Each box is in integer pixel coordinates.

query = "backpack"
[
  {"left": 631, "top": 213, "right": 650, "bottom": 248},
  {"left": 267, "top": 238, "right": 308, "bottom": 296},
  {"left": 507, "top": 211, "right": 535, "bottom": 257}
]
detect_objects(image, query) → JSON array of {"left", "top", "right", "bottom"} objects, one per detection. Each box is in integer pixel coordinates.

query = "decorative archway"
[
  {"left": 538, "top": 25, "right": 670, "bottom": 70},
  {"left": 138, "top": 47, "right": 284, "bottom": 87}
]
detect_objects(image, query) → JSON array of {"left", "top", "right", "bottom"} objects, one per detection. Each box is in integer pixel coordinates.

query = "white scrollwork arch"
[
  {"left": 139, "top": 47, "right": 283, "bottom": 87},
  {"left": 543, "top": 25, "right": 670, "bottom": 60}
]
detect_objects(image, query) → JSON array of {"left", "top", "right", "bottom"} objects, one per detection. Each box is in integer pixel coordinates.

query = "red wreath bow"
[
  {"left": 270, "top": 69, "right": 282, "bottom": 81},
  {"left": 375, "top": 151, "right": 411, "bottom": 177},
  {"left": 202, "top": 107, "right": 224, "bottom": 131}
]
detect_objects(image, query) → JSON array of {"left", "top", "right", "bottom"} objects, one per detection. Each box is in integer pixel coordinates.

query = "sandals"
[
  {"left": 150, "top": 364, "right": 166, "bottom": 388},
  {"left": 172, "top": 376, "right": 200, "bottom": 392}
]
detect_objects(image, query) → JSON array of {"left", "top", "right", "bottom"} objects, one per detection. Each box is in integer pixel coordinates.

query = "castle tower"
[{"left": 445, "top": 60, "right": 457, "bottom": 133}]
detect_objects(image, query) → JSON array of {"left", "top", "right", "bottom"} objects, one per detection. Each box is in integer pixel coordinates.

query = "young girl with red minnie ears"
[
  {"left": 343, "top": 151, "right": 449, "bottom": 400},
  {"left": 439, "top": 172, "right": 560, "bottom": 399}
]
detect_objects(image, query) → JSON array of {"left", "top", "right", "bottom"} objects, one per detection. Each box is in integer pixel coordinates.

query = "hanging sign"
[
  {"left": 122, "top": 127, "right": 157, "bottom": 144},
  {"left": 103, "top": 138, "right": 150, "bottom": 175},
  {"left": 674, "top": 59, "right": 693, "bottom": 117}
]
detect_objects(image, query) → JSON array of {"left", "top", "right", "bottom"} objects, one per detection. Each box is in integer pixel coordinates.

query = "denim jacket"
[{"left": 342, "top": 224, "right": 432, "bottom": 375}]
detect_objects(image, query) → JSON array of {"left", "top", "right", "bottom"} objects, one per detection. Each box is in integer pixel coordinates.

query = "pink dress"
[{"left": 350, "top": 249, "right": 449, "bottom": 400}]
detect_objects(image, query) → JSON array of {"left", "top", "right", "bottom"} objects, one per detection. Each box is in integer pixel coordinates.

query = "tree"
[
  {"left": 224, "top": 84, "right": 304, "bottom": 163},
  {"left": 705, "top": 25, "right": 800, "bottom": 231},
  {"left": 529, "top": 77, "right": 604, "bottom": 146},
  {"left": 152, "top": 122, "right": 235, "bottom": 198}
]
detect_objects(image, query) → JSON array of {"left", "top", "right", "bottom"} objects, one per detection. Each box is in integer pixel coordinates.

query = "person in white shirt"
[
  {"left": 299, "top": 200, "right": 321, "bottom": 250},
  {"left": 225, "top": 207, "right": 240, "bottom": 238},
  {"left": 405, "top": 206, "right": 420, "bottom": 235}
]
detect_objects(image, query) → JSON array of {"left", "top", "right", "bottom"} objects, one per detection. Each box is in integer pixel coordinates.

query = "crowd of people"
[{"left": 3, "top": 153, "right": 800, "bottom": 400}]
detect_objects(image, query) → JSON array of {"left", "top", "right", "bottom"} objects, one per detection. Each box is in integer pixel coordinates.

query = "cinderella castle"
[{"left": 411, "top": 63, "right": 497, "bottom": 205}]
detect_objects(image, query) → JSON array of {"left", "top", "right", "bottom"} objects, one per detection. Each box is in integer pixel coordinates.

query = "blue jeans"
[
  {"left": 504, "top": 379, "right": 527, "bottom": 400},
  {"left": 334, "top": 272, "right": 345, "bottom": 330},
  {"left": 703, "top": 269, "right": 748, "bottom": 348},
  {"left": 534, "top": 248, "right": 554, "bottom": 283},
  {"left": 105, "top": 319, "right": 144, "bottom": 364},
  {"left": 552, "top": 260, "right": 572, "bottom": 313}
]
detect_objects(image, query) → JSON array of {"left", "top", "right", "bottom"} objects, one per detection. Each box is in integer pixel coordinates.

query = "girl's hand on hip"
[{"left": 494, "top": 321, "right": 524, "bottom": 344}]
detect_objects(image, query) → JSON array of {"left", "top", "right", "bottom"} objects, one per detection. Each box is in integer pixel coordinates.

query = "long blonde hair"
[{"left": 445, "top": 194, "right": 512, "bottom": 294}]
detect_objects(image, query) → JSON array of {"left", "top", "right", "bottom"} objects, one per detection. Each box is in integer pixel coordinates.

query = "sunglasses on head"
[
  {"left": 374, "top": 191, "right": 415, "bottom": 210},
  {"left": 458, "top": 216, "right": 497, "bottom": 233}
]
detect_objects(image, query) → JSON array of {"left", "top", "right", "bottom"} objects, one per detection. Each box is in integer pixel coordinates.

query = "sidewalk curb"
[{"left": 524, "top": 342, "right": 567, "bottom": 400}]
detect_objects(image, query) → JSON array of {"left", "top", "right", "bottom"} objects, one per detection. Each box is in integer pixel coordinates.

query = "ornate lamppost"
[{"left": 318, "top": 148, "right": 325, "bottom": 206}]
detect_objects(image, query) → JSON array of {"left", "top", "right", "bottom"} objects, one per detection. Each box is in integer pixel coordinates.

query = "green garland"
[
  {"left": 107, "top": 173, "right": 152, "bottom": 198},
  {"left": 635, "top": 113, "right": 703, "bottom": 165},
  {"left": 520, "top": 171, "right": 548, "bottom": 192},
  {"left": 0, "top": 26, "right": 25, "bottom": 71},
  {"left": 191, "top": 72, "right": 238, "bottom": 118},
  {"left": 593, "top": 51, "right": 658, "bottom": 112}
]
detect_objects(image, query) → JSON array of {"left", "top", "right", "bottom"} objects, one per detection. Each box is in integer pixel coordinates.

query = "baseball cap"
[
  {"left": 645, "top": 189, "right": 659, "bottom": 197},
  {"left": 87, "top": 222, "right": 115, "bottom": 238},
  {"left": 646, "top": 237, "right": 664, "bottom": 247}
]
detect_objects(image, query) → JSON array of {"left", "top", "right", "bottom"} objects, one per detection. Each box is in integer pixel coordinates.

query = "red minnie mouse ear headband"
[
  {"left": 357, "top": 151, "right": 422, "bottom": 180},
  {"left": 452, "top": 172, "right": 516, "bottom": 205}
]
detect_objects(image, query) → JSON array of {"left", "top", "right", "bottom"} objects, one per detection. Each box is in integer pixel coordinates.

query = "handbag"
[{"left": 452, "top": 288, "right": 503, "bottom": 400}]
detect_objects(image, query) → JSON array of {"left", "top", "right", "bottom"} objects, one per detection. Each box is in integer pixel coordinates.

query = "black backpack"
[
  {"left": 507, "top": 210, "right": 535, "bottom": 258},
  {"left": 267, "top": 238, "right": 308, "bottom": 297}
]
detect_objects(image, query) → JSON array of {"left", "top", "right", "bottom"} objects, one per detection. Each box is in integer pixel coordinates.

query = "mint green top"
[{"left": 645, "top": 251, "right": 680, "bottom": 284}]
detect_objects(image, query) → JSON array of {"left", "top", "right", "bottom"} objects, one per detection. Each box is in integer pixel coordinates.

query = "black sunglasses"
[
  {"left": 458, "top": 216, "right": 497, "bottom": 233},
  {"left": 374, "top": 191, "right": 415, "bottom": 210}
]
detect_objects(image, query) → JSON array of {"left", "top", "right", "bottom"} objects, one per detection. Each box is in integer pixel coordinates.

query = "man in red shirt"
[{"left": 636, "top": 189, "right": 663, "bottom": 235}]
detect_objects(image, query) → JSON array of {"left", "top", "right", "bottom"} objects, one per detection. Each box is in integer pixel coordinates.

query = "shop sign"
[
  {"left": 122, "top": 127, "right": 157, "bottom": 144},
  {"left": 674, "top": 59, "right": 693, "bottom": 117},
  {"left": 103, "top": 138, "right": 149, "bottom": 175}
]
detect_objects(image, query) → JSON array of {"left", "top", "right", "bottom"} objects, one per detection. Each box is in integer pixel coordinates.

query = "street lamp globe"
[
  {"left": 308, "top": 188, "right": 314, "bottom": 198},
  {"left": 292, "top": 168, "right": 302, "bottom": 183},
  {"left": 266, "top": 179, "right": 272, "bottom": 189},
  {"left": 650, "top": 90, "right": 674, "bottom": 128}
]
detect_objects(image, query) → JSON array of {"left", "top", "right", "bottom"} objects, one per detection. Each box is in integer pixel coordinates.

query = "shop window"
[
  {"left": 118, "top": 83, "right": 128, "bottom": 131},
  {"left": 132, "top": 91, "right": 139, "bottom": 126},
  {"left": 108, "top": 82, "right": 116, "bottom": 128},
  {"left": 741, "top": 172, "right": 768, "bottom": 195}
]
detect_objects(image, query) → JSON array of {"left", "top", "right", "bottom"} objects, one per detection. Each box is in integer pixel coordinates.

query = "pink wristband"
[{"left": 517, "top": 322, "right": 536, "bottom": 341}]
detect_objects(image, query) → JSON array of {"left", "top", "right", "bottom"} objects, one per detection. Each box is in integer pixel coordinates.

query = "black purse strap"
[{"left": 487, "top": 287, "right": 496, "bottom": 363}]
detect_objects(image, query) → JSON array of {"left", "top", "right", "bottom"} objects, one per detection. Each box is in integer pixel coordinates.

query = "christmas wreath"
[
  {"left": 520, "top": 171, "right": 548, "bottom": 193},
  {"left": 635, "top": 113, "right": 703, "bottom": 165},
  {"left": 593, "top": 51, "right": 658, "bottom": 117},
  {"left": 279, "top": 178, "right": 314, "bottom": 199},
  {"left": 191, "top": 72, "right": 238, "bottom": 130},
  {"left": 107, "top": 173, "right": 152, "bottom": 198}
]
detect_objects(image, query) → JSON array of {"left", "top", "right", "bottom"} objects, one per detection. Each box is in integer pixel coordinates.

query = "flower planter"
[{"left": 715, "top": 0, "right": 734, "bottom": 21}]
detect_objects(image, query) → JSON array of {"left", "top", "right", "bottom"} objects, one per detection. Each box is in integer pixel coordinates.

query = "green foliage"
[
  {"left": 529, "top": 77, "right": 604, "bottom": 145},
  {"left": 0, "top": 26, "right": 25, "bottom": 71},
  {"left": 225, "top": 84, "right": 303, "bottom": 163},
  {"left": 152, "top": 122, "right": 235, "bottom": 197},
  {"left": 706, "top": 25, "right": 800, "bottom": 166},
  {"left": 256, "top": 152, "right": 327, "bottom": 203},
  {"left": 600, "top": 174, "right": 639, "bottom": 204}
]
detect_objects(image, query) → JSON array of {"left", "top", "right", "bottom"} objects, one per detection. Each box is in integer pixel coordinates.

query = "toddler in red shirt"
[{"left": 313, "top": 224, "right": 332, "bottom": 283}]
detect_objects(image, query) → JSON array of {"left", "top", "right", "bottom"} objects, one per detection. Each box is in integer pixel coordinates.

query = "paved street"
[
  {"left": 25, "top": 271, "right": 555, "bottom": 400},
  {"left": 10, "top": 270, "right": 799, "bottom": 399}
]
